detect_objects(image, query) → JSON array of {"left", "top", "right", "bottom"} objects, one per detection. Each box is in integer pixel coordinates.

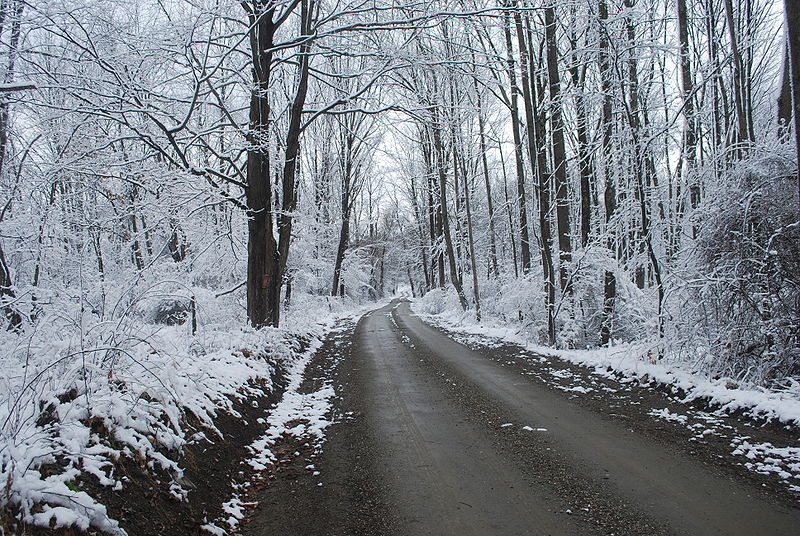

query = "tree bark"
[
  {"left": 331, "top": 130, "right": 355, "bottom": 296},
  {"left": 461, "top": 145, "right": 481, "bottom": 320},
  {"left": 785, "top": 0, "right": 800, "bottom": 209},
  {"left": 677, "top": 0, "right": 700, "bottom": 235},
  {"left": 505, "top": 9, "right": 532, "bottom": 274},
  {"left": 475, "top": 79, "right": 499, "bottom": 278},
  {"left": 598, "top": 0, "right": 617, "bottom": 346},
  {"left": 515, "top": 11, "right": 557, "bottom": 343},
  {"left": 431, "top": 111, "right": 468, "bottom": 311},
  {"left": 724, "top": 0, "right": 755, "bottom": 147},
  {"left": 778, "top": 42, "right": 793, "bottom": 134},
  {"left": 544, "top": 5, "right": 572, "bottom": 291},
  {"left": 245, "top": 0, "right": 279, "bottom": 328}
]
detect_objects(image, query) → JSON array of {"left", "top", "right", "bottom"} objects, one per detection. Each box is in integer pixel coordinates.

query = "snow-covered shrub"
[
  {"left": 416, "top": 249, "right": 655, "bottom": 350},
  {"left": 0, "top": 241, "right": 365, "bottom": 534},
  {"left": 690, "top": 153, "right": 799, "bottom": 384},
  {"left": 414, "top": 287, "right": 460, "bottom": 316}
]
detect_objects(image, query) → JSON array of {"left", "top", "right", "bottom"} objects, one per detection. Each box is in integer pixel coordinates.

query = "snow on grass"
[
  {"left": 0, "top": 284, "right": 379, "bottom": 534},
  {"left": 205, "top": 299, "right": 390, "bottom": 535}
]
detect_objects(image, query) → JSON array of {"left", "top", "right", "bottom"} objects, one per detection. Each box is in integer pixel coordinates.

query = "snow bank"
[
  {"left": 0, "top": 284, "right": 372, "bottom": 534},
  {"left": 203, "top": 300, "right": 386, "bottom": 535}
]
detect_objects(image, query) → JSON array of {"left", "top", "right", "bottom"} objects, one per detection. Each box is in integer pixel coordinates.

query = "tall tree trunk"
[
  {"left": 275, "top": 1, "right": 313, "bottom": 319},
  {"left": 567, "top": 62, "right": 593, "bottom": 248},
  {"left": 409, "top": 176, "right": 431, "bottom": 291},
  {"left": 423, "top": 136, "right": 445, "bottom": 288},
  {"left": 677, "top": 0, "right": 700, "bottom": 236},
  {"left": 513, "top": 6, "right": 556, "bottom": 341},
  {"left": 599, "top": 0, "right": 617, "bottom": 346},
  {"left": 623, "top": 0, "right": 665, "bottom": 339},
  {"left": 331, "top": 133, "right": 354, "bottom": 296},
  {"left": 245, "top": 0, "right": 313, "bottom": 328},
  {"left": 475, "top": 79, "right": 499, "bottom": 278},
  {"left": 567, "top": 10, "right": 593, "bottom": 248},
  {"left": 0, "top": 1, "right": 24, "bottom": 330},
  {"left": 331, "top": 206, "right": 350, "bottom": 296},
  {"left": 505, "top": 9, "right": 532, "bottom": 274},
  {"left": 786, "top": 0, "right": 800, "bottom": 209},
  {"left": 498, "top": 142, "right": 520, "bottom": 278},
  {"left": 461, "top": 147, "right": 481, "bottom": 320},
  {"left": 544, "top": 5, "right": 572, "bottom": 291},
  {"left": 432, "top": 113, "right": 468, "bottom": 310},
  {"left": 0, "top": 241, "right": 21, "bottom": 330},
  {"left": 724, "top": 0, "right": 754, "bottom": 148},
  {"left": 778, "top": 42, "right": 793, "bottom": 135},
  {"left": 129, "top": 202, "right": 144, "bottom": 271},
  {"left": 245, "top": 0, "right": 279, "bottom": 328}
]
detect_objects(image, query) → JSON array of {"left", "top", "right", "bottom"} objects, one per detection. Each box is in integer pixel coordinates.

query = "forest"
[{"left": 1, "top": 0, "right": 799, "bottom": 533}]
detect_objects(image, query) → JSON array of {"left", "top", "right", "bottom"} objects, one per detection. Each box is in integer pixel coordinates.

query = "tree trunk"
[
  {"left": 476, "top": 81, "right": 499, "bottom": 278},
  {"left": 677, "top": 0, "right": 700, "bottom": 235},
  {"left": 0, "top": 242, "right": 22, "bottom": 330},
  {"left": 331, "top": 213, "right": 350, "bottom": 296},
  {"left": 724, "top": 0, "right": 754, "bottom": 147},
  {"left": 245, "top": 0, "right": 313, "bottom": 328},
  {"left": 462, "top": 149, "right": 481, "bottom": 320},
  {"left": 431, "top": 112, "right": 468, "bottom": 311},
  {"left": 0, "top": 2, "right": 26, "bottom": 330},
  {"left": 409, "top": 176, "right": 431, "bottom": 291},
  {"left": 567, "top": 61, "right": 593, "bottom": 249},
  {"left": 331, "top": 134, "right": 354, "bottom": 296},
  {"left": 598, "top": 0, "right": 617, "bottom": 346},
  {"left": 245, "top": 1, "right": 279, "bottom": 328},
  {"left": 275, "top": 0, "right": 313, "bottom": 317},
  {"left": 544, "top": 5, "right": 572, "bottom": 291},
  {"left": 786, "top": 0, "right": 800, "bottom": 209},
  {"left": 505, "top": 10, "right": 532, "bottom": 274},
  {"left": 778, "top": 42, "right": 793, "bottom": 134},
  {"left": 498, "top": 142, "right": 520, "bottom": 278},
  {"left": 516, "top": 12, "right": 557, "bottom": 343}
]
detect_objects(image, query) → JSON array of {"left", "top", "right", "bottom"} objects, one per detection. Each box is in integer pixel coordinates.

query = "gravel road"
[{"left": 244, "top": 300, "right": 800, "bottom": 535}]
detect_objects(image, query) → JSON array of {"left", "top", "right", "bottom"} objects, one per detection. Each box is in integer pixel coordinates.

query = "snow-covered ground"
[
  {"left": 0, "top": 288, "right": 378, "bottom": 534},
  {"left": 201, "top": 300, "right": 386, "bottom": 536}
]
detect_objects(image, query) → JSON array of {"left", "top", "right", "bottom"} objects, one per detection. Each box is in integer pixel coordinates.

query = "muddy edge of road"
[
  {"left": 242, "top": 300, "right": 800, "bottom": 536},
  {"left": 241, "top": 319, "right": 399, "bottom": 536}
]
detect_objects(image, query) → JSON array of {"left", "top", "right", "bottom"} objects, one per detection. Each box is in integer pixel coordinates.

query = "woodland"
[{"left": 0, "top": 0, "right": 799, "bottom": 530}]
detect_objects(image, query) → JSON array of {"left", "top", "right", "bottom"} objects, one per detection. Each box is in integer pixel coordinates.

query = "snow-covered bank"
[
  {"left": 201, "top": 301, "right": 386, "bottom": 536},
  {"left": 0, "top": 287, "right": 378, "bottom": 535},
  {"left": 411, "top": 294, "right": 800, "bottom": 428}
]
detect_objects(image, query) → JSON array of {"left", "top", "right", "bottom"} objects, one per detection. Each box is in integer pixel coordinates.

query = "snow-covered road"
[{"left": 244, "top": 300, "right": 800, "bottom": 535}]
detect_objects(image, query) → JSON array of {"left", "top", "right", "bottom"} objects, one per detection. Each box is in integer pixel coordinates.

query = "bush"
[{"left": 693, "top": 154, "right": 800, "bottom": 384}]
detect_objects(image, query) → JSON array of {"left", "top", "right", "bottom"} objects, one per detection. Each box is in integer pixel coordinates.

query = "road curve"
[
  {"left": 388, "top": 300, "right": 800, "bottom": 535},
  {"left": 245, "top": 300, "right": 800, "bottom": 536},
  {"left": 355, "top": 302, "right": 582, "bottom": 535}
]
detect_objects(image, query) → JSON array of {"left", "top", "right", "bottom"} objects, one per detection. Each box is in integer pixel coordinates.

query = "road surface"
[{"left": 244, "top": 300, "right": 800, "bottom": 535}]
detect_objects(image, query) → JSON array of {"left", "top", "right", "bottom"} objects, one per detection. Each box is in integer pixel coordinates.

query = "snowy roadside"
[
  {"left": 411, "top": 300, "right": 800, "bottom": 426},
  {"left": 0, "top": 290, "right": 383, "bottom": 535},
  {"left": 200, "top": 300, "right": 387, "bottom": 536},
  {"left": 410, "top": 298, "right": 800, "bottom": 496}
]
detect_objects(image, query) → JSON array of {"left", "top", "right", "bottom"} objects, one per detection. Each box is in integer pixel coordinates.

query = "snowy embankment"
[
  {"left": 0, "top": 287, "right": 372, "bottom": 535},
  {"left": 201, "top": 325, "right": 339, "bottom": 536},
  {"left": 411, "top": 294, "right": 800, "bottom": 428}
]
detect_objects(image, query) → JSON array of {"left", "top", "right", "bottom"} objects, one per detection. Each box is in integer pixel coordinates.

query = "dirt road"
[{"left": 244, "top": 300, "right": 800, "bottom": 535}]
